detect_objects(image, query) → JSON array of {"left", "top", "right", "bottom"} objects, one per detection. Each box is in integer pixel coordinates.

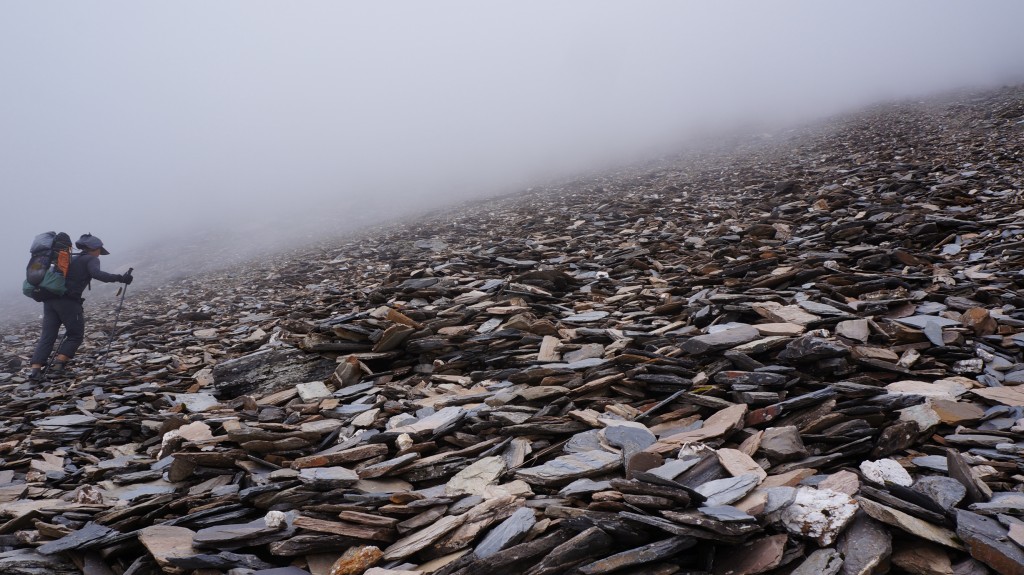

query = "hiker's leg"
[
  {"left": 30, "top": 301, "right": 62, "bottom": 366},
  {"left": 54, "top": 300, "right": 85, "bottom": 360}
]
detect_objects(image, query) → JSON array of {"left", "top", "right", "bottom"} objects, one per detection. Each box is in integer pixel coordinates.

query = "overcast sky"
[{"left": 3, "top": 1, "right": 1024, "bottom": 325}]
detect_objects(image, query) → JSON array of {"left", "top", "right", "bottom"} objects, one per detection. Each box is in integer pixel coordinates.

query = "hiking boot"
[
  {"left": 48, "top": 362, "right": 67, "bottom": 378},
  {"left": 27, "top": 368, "right": 44, "bottom": 382}
]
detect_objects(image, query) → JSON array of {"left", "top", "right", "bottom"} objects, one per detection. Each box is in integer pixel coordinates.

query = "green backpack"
[{"left": 23, "top": 231, "right": 73, "bottom": 302}]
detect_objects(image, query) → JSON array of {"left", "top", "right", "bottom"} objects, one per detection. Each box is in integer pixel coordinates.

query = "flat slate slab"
[
  {"left": 681, "top": 325, "right": 759, "bottom": 355},
  {"left": 515, "top": 450, "right": 622, "bottom": 487},
  {"left": 956, "top": 510, "right": 1024, "bottom": 575},
  {"left": 36, "top": 522, "right": 117, "bottom": 555},
  {"left": 473, "top": 507, "right": 536, "bottom": 558}
]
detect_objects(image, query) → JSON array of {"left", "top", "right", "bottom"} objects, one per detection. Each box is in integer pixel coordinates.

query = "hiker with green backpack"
[{"left": 26, "top": 233, "right": 133, "bottom": 381}]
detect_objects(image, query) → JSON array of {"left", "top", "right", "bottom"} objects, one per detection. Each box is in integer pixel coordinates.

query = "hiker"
[{"left": 28, "top": 234, "right": 133, "bottom": 380}]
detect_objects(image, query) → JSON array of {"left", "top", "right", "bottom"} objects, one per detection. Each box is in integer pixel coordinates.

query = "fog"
[{"left": 3, "top": 1, "right": 1024, "bottom": 327}]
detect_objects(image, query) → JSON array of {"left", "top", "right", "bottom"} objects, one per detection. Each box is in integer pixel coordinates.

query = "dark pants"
[{"left": 31, "top": 298, "right": 85, "bottom": 365}]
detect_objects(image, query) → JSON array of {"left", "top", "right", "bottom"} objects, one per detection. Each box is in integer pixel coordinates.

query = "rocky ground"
[{"left": 1, "top": 85, "right": 1024, "bottom": 575}]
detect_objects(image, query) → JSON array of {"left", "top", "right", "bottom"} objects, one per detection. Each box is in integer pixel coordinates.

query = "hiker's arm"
[{"left": 86, "top": 257, "right": 124, "bottom": 283}]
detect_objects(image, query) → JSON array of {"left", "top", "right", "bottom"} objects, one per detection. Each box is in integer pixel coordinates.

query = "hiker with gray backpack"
[{"left": 25, "top": 233, "right": 134, "bottom": 381}]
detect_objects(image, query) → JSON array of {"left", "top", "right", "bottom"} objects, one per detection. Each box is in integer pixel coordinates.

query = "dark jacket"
[{"left": 65, "top": 253, "right": 121, "bottom": 299}]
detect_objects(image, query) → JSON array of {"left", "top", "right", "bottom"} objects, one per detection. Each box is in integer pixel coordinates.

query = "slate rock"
[
  {"left": 694, "top": 474, "right": 760, "bottom": 506},
  {"left": 857, "top": 498, "right": 964, "bottom": 550},
  {"left": 515, "top": 450, "right": 621, "bottom": 487},
  {"left": 138, "top": 525, "right": 199, "bottom": 570},
  {"left": 604, "top": 424, "right": 656, "bottom": 464},
  {"left": 789, "top": 549, "right": 843, "bottom": 575},
  {"left": 0, "top": 549, "right": 80, "bottom": 575},
  {"left": 682, "top": 325, "right": 759, "bottom": 355},
  {"left": 891, "top": 541, "right": 954, "bottom": 575},
  {"left": 445, "top": 456, "right": 506, "bottom": 497},
  {"left": 777, "top": 336, "right": 850, "bottom": 363},
  {"left": 213, "top": 346, "right": 336, "bottom": 398},
  {"left": 912, "top": 476, "right": 967, "bottom": 513},
  {"left": 473, "top": 507, "right": 536, "bottom": 558},
  {"left": 968, "top": 492, "right": 1024, "bottom": 515},
  {"left": 758, "top": 426, "right": 808, "bottom": 463},
  {"left": 837, "top": 512, "right": 892, "bottom": 575},
  {"left": 955, "top": 510, "right": 1024, "bottom": 575},
  {"left": 711, "top": 533, "right": 787, "bottom": 575}
]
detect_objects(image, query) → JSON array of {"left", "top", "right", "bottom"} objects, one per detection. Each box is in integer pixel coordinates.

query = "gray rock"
[
  {"left": 0, "top": 549, "right": 80, "bottom": 575},
  {"left": 32, "top": 414, "right": 97, "bottom": 427},
  {"left": 911, "top": 455, "right": 949, "bottom": 473},
  {"left": 777, "top": 336, "right": 850, "bottom": 363},
  {"left": 697, "top": 505, "right": 755, "bottom": 522},
  {"left": 694, "top": 474, "right": 760, "bottom": 506},
  {"left": 37, "top": 522, "right": 118, "bottom": 555},
  {"left": 562, "top": 311, "right": 609, "bottom": 324},
  {"left": 562, "top": 343, "right": 605, "bottom": 363},
  {"left": 566, "top": 429, "right": 606, "bottom": 453},
  {"left": 968, "top": 492, "right": 1024, "bottom": 515},
  {"left": 956, "top": 510, "right": 1024, "bottom": 575},
  {"left": 894, "top": 316, "right": 960, "bottom": 330},
  {"left": 913, "top": 476, "right": 967, "bottom": 513},
  {"left": 473, "top": 507, "right": 536, "bottom": 558},
  {"left": 604, "top": 424, "right": 656, "bottom": 465},
  {"left": 212, "top": 346, "right": 335, "bottom": 399},
  {"left": 759, "top": 426, "right": 808, "bottom": 463},
  {"left": 559, "top": 478, "right": 613, "bottom": 497},
  {"left": 682, "top": 325, "right": 759, "bottom": 355},
  {"left": 298, "top": 467, "right": 359, "bottom": 489},
  {"left": 790, "top": 549, "right": 844, "bottom": 575},
  {"left": 516, "top": 450, "right": 621, "bottom": 487},
  {"left": 838, "top": 512, "right": 892, "bottom": 575}
]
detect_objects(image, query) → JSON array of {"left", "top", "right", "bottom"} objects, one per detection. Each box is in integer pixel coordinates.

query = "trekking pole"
[
  {"left": 44, "top": 332, "right": 67, "bottom": 375},
  {"left": 100, "top": 267, "right": 133, "bottom": 357}
]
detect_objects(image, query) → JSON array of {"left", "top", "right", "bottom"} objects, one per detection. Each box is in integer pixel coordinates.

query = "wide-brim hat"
[{"left": 76, "top": 234, "right": 110, "bottom": 255}]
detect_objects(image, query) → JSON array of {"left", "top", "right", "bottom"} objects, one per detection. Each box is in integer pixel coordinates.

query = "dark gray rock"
[
  {"left": 790, "top": 549, "right": 843, "bottom": 575},
  {"left": 474, "top": 507, "right": 536, "bottom": 558},
  {"left": 758, "top": 426, "right": 808, "bottom": 463},
  {"left": 913, "top": 474, "right": 966, "bottom": 509},
  {"left": 837, "top": 512, "right": 891, "bottom": 575},
  {"left": 693, "top": 474, "right": 759, "bottom": 506},
  {"left": 212, "top": 346, "right": 335, "bottom": 398},
  {"left": 681, "top": 325, "right": 759, "bottom": 355},
  {"left": 777, "top": 336, "right": 850, "bottom": 363},
  {"left": 956, "top": 510, "right": 1024, "bottom": 575}
]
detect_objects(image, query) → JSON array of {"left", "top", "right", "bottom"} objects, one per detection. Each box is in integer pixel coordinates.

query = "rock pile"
[{"left": 2, "top": 86, "right": 1024, "bottom": 575}]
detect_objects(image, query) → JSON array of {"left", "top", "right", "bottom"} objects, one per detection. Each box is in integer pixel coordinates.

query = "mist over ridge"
[{"left": 2, "top": 1, "right": 1024, "bottom": 326}]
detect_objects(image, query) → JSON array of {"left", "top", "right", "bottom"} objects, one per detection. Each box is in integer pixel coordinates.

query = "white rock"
[
  {"left": 193, "top": 328, "right": 219, "bottom": 340},
  {"left": 446, "top": 456, "right": 508, "bottom": 497},
  {"left": 886, "top": 380, "right": 967, "bottom": 400},
  {"left": 396, "top": 433, "right": 414, "bottom": 451},
  {"left": 264, "top": 510, "right": 288, "bottom": 528},
  {"left": 192, "top": 367, "right": 214, "bottom": 387},
  {"left": 780, "top": 487, "right": 859, "bottom": 546},
  {"left": 171, "top": 393, "right": 219, "bottom": 413},
  {"left": 175, "top": 421, "right": 213, "bottom": 442},
  {"left": 296, "top": 381, "right": 332, "bottom": 402},
  {"left": 352, "top": 408, "right": 380, "bottom": 428},
  {"left": 158, "top": 429, "right": 183, "bottom": 459},
  {"left": 860, "top": 459, "right": 913, "bottom": 487},
  {"left": 899, "top": 404, "right": 941, "bottom": 434},
  {"left": 482, "top": 480, "right": 533, "bottom": 500}
]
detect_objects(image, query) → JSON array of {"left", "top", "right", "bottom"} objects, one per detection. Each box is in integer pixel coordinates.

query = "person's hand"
[{"left": 121, "top": 272, "right": 134, "bottom": 285}]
